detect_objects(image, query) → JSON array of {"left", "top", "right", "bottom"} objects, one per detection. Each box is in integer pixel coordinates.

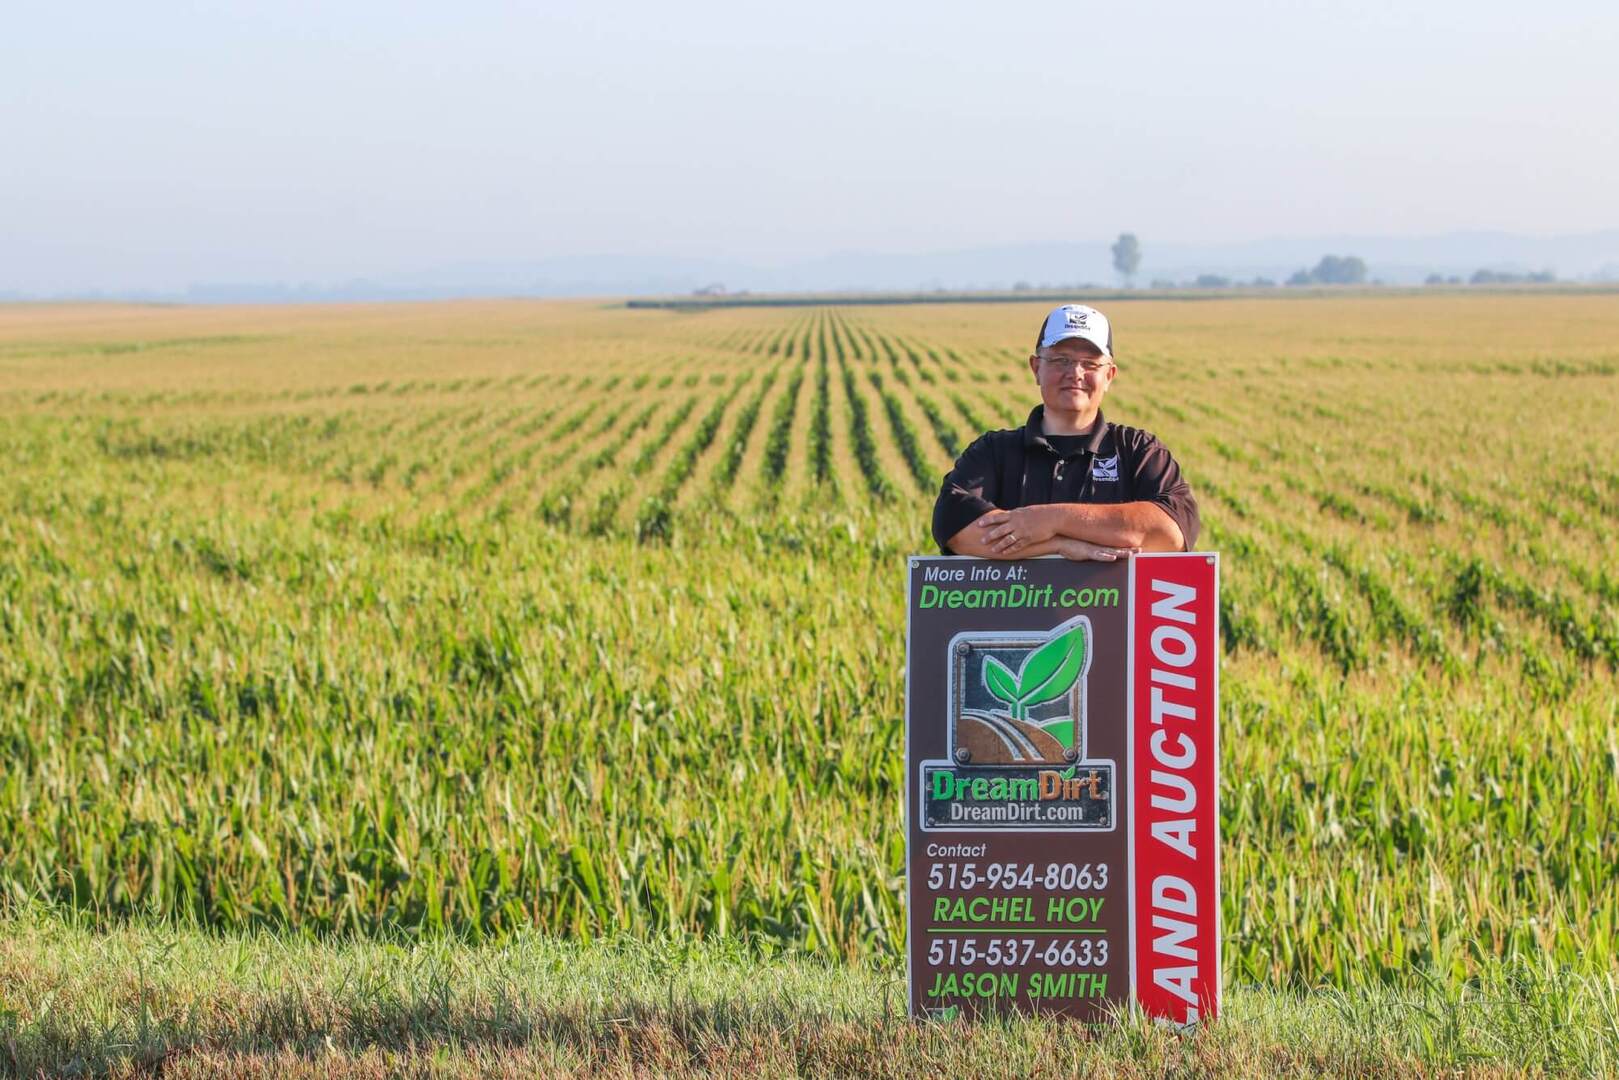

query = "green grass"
[{"left": 2, "top": 913, "right": 1616, "bottom": 1077}]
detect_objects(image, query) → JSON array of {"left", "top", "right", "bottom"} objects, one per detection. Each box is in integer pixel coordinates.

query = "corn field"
[{"left": 1, "top": 295, "right": 1616, "bottom": 991}]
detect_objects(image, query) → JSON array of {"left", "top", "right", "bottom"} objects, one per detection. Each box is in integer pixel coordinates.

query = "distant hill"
[{"left": 11, "top": 230, "right": 1619, "bottom": 302}]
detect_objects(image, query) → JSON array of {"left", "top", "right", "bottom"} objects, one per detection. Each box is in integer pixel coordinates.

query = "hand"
[
  {"left": 977, "top": 506, "right": 1056, "bottom": 556},
  {"left": 1055, "top": 537, "right": 1137, "bottom": 562}
]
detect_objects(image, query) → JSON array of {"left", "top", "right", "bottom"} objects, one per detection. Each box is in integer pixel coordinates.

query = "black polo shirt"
[{"left": 931, "top": 406, "right": 1200, "bottom": 554}]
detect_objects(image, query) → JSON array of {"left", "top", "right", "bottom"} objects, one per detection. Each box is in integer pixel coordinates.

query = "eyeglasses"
[{"left": 1039, "top": 356, "right": 1114, "bottom": 375}]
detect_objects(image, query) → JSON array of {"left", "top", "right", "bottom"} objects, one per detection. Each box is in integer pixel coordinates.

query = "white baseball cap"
[{"left": 1036, "top": 304, "right": 1113, "bottom": 357}]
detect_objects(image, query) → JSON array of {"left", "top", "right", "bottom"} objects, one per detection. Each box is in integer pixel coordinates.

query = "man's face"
[{"left": 1028, "top": 338, "right": 1116, "bottom": 416}]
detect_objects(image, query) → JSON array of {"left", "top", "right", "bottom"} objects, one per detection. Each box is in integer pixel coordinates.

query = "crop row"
[
  {"left": 867, "top": 371, "right": 931, "bottom": 494},
  {"left": 839, "top": 356, "right": 893, "bottom": 501},
  {"left": 809, "top": 343, "right": 834, "bottom": 486},
  {"left": 711, "top": 371, "right": 779, "bottom": 491},
  {"left": 760, "top": 366, "right": 806, "bottom": 490}
]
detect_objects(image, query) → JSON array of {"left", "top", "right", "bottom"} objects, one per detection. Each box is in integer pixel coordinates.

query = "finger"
[
  {"left": 977, "top": 511, "right": 1010, "bottom": 527},
  {"left": 982, "top": 524, "right": 1014, "bottom": 543}
]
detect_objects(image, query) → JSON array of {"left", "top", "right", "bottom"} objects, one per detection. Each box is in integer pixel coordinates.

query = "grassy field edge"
[{"left": 3, "top": 913, "right": 1616, "bottom": 1078}]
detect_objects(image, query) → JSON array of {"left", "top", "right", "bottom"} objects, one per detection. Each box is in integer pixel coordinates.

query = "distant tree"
[
  {"left": 1470, "top": 269, "right": 1499, "bottom": 285},
  {"left": 1251, "top": 277, "right": 1276, "bottom": 287},
  {"left": 1012, "top": 280, "right": 1033, "bottom": 292},
  {"left": 1311, "top": 255, "right": 1367, "bottom": 285},
  {"left": 1286, "top": 255, "right": 1368, "bottom": 286},
  {"left": 1194, "top": 273, "right": 1230, "bottom": 288},
  {"left": 1149, "top": 278, "right": 1176, "bottom": 290},
  {"left": 1111, "top": 233, "right": 1142, "bottom": 286},
  {"left": 1425, "top": 273, "right": 1445, "bottom": 285}
]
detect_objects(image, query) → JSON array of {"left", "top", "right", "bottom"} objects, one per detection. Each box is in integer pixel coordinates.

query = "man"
[{"left": 931, "top": 303, "right": 1199, "bottom": 560}]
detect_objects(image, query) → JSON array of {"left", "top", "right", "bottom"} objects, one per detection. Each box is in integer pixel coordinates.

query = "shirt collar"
[{"left": 1023, "top": 405, "right": 1109, "bottom": 456}]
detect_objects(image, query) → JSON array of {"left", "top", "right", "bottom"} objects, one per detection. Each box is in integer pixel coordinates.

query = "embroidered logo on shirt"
[{"left": 1091, "top": 454, "right": 1119, "bottom": 482}]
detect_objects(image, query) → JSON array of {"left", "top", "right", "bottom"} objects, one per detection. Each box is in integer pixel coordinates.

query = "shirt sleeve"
[
  {"left": 931, "top": 433, "right": 1001, "bottom": 553},
  {"left": 1128, "top": 432, "right": 1201, "bottom": 551}
]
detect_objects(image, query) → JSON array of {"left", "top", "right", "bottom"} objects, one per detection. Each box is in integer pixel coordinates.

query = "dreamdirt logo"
[
  {"left": 920, "top": 617, "right": 1115, "bottom": 832},
  {"left": 952, "top": 616, "right": 1090, "bottom": 765}
]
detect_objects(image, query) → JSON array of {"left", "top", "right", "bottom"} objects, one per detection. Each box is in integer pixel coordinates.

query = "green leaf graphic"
[
  {"left": 1016, "top": 624, "right": 1087, "bottom": 707},
  {"left": 1037, "top": 717, "right": 1076, "bottom": 750},
  {"left": 983, "top": 655, "right": 1018, "bottom": 704}
]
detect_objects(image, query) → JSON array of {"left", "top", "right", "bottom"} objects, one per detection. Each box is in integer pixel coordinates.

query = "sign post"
[{"left": 905, "top": 553, "right": 1220, "bottom": 1023}]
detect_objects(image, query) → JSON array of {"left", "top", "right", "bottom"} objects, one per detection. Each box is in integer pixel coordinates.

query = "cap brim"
[{"left": 1038, "top": 330, "right": 1111, "bottom": 356}]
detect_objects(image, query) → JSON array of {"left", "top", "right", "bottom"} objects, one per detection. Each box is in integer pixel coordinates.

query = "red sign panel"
[{"left": 1129, "top": 553, "right": 1221, "bottom": 1023}]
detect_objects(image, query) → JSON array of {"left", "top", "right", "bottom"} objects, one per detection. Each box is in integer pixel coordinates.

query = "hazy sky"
[{"left": 3, "top": 1, "right": 1616, "bottom": 291}]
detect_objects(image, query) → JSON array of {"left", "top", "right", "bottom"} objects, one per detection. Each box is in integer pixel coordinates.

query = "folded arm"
[
  {"left": 949, "top": 501, "right": 1184, "bottom": 558},
  {"left": 943, "top": 507, "right": 1146, "bottom": 562}
]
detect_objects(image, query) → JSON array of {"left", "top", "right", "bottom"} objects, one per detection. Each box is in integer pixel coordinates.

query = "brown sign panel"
[{"left": 905, "top": 554, "right": 1220, "bottom": 1023}]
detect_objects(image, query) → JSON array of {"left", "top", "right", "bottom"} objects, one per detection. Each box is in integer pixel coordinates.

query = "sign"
[{"left": 905, "top": 553, "right": 1220, "bottom": 1023}]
